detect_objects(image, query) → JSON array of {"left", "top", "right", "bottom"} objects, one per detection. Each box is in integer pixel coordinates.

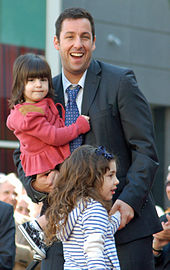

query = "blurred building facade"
[{"left": 0, "top": 0, "right": 170, "bottom": 209}]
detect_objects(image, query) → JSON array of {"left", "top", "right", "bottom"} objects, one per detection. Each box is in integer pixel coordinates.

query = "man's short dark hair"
[{"left": 55, "top": 7, "right": 95, "bottom": 40}]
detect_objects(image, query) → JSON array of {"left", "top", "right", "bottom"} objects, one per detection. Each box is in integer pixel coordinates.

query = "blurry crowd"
[
  {"left": 0, "top": 172, "right": 42, "bottom": 269},
  {"left": 154, "top": 166, "right": 170, "bottom": 270}
]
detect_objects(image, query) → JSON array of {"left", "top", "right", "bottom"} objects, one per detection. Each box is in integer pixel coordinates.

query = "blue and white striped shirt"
[{"left": 57, "top": 198, "right": 121, "bottom": 270}]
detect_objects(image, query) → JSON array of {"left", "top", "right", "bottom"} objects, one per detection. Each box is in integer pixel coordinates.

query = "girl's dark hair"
[
  {"left": 55, "top": 7, "right": 95, "bottom": 41},
  {"left": 45, "top": 145, "right": 116, "bottom": 243},
  {"left": 9, "top": 53, "right": 54, "bottom": 108}
]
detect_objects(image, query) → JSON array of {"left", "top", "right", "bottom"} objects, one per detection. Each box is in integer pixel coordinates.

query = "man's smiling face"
[{"left": 54, "top": 18, "right": 96, "bottom": 83}]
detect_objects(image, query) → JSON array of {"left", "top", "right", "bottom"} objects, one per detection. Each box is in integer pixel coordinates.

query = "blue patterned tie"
[{"left": 65, "top": 85, "right": 82, "bottom": 153}]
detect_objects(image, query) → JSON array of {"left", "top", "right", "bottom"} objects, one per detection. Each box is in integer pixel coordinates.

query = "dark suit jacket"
[
  {"left": 13, "top": 59, "right": 162, "bottom": 245},
  {"left": 52, "top": 59, "right": 162, "bottom": 244},
  {"left": 0, "top": 201, "right": 16, "bottom": 270}
]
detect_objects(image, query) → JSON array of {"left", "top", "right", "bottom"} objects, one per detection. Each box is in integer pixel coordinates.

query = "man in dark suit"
[
  {"left": 0, "top": 200, "right": 16, "bottom": 270},
  {"left": 13, "top": 7, "right": 162, "bottom": 270}
]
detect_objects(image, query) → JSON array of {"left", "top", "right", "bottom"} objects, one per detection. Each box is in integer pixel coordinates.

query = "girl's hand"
[{"left": 81, "top": 115, "right": 90, "bottom": 123}]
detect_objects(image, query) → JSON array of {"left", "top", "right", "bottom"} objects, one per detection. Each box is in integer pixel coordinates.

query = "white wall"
[{"left": 46, "top": 0, "right": 62, "bottom": 77}]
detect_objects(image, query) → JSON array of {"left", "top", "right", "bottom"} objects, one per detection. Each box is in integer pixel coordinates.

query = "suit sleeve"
[
  {"left": 0, "top": 204, "right": 15, "bottom": 270},
  {"left": 13, "top": 148, "right": 47, "bottom": 203},
  {"left": 117, "top": 69, "right": 159, "bottom": 215}
]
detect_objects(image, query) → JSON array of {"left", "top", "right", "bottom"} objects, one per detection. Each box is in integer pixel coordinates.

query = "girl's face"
[
  {"left": 24, "top": 77, "right": 49, "bottom": 103},
  {"left": 99, "top": 160, "right": 119, "bottom": 201}
]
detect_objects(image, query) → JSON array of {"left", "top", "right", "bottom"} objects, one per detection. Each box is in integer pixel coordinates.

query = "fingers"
[
  {"left": 81, "top": 115, "right": 90, "bottom": 123},
  {"left": 119, "top": 215, "right": 127, "bottom": 230},
  {"left": 109, "top": 199, "right": 134, "bottom": 230},
  {"left": 118, "top": 210, "right": 134, "bottom": 230},
  {"left": 32, "top": 171, "right": 54, "bottom": 193},
  {"left": 109, "top": 204, "right": 118, "bottom": 216}
]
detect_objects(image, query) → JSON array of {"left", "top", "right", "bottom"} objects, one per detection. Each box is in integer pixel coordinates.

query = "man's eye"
[{"left": 82, "top": 36, "right": 90, "bottom": 39}]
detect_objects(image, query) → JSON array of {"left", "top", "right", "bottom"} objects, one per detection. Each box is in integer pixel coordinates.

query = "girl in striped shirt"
[{"left": 45, "top": 145, "right": 121, "bottom": 270}]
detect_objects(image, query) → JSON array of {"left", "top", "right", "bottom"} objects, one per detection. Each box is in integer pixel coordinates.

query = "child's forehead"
[{"left": 107, "top": 160, "right": 116, "bottom": 171}]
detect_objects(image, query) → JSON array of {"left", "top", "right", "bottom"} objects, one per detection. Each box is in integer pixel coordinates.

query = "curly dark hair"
[{"left": 45, "top": 145, "right": 116, "bottom": 244}]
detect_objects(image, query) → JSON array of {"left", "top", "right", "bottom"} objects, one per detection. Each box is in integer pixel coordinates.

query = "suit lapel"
[
  {"left": 53, "top": 60, "right": 101, "bottom": 115},
  {"left": 53, "top": 74, "right": 65, "bottom": 108},
  {"left": 81, "top": 59, "right": 101, "bottom": 115}
]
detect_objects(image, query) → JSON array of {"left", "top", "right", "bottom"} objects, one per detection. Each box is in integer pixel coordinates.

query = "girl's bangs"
[{"left": 26, "top": 59, "right": 50, "bottom": 79}]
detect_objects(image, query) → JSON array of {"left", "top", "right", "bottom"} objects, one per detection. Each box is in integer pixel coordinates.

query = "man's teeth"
[{"left": 71, "top": 53, "right": 83, "bottom": 57}]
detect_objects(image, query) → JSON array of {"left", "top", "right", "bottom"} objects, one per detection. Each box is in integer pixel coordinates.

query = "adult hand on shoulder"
[
  {"left": 32, "top": 170, "right": 59, "bottom": 193},
  {"left": 109, "top": 199, "right": 134, "bottom": 230}
]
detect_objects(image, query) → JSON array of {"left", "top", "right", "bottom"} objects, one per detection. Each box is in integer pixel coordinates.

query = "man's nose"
[{"left": 74, "top": 36, "right": 82, "bottom": 48}]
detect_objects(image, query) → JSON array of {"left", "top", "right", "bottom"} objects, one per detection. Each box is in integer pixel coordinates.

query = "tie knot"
[{"left": 66, "top": 85, "right": 81, "bottom": 102}]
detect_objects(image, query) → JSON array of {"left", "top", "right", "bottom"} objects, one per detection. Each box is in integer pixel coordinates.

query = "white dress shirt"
[{"left": 62, "top": 69, "right": 87, "bottom": 114}]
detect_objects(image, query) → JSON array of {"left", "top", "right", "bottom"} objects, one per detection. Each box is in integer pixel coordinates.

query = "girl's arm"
[
  {"left": 83, "top": 203, "right": 108, "bottom": 269},
  {"left": 9, "top": 108, "right": 90, "bottom": 146},
  {"left": 109, "top": 210, "right": 121, "bottom": 233}
]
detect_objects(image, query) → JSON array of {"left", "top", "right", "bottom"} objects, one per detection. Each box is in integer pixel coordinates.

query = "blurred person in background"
[
  {"left": 0, "top": 173, "right": 39, "bottom": 269},
  {"left": 0, "top": 173, "right": 18, "bottom": 209},
  {"left": 14, "top": 194, "right": 41, "bottom": 270},
  {"left": 165, "top": 166, "right": 170, "bottom": 213},
  {"left": 153, "top": 214, "right": 170, "bottom": 270},
  {"left": 153, "top": 165, "right": 170, "bottom": 270},
  {"left": 156, "top": 166, "right": 170, "bottom": 217},
  {"left": 0, "top": 200, "right": 16, "bottom": 270},
  {"left": 16, "top": 194, "right": 31, "bottom": 217}
]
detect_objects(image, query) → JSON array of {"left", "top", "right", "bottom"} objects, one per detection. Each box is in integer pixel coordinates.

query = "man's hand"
[
  {"left": 31, "top": 170, "right": 59, "bottom": 193},
  {"left": 109, "top": 199, "right": 134, "bottom": 230}
]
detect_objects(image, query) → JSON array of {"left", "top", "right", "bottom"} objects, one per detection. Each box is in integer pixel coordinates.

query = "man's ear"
[
  {"left": 92, "top": 35, "right": 96, "bottom": 52},
  {"left": 53, "top": 36, "right": 60, "bottom": 50}
]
